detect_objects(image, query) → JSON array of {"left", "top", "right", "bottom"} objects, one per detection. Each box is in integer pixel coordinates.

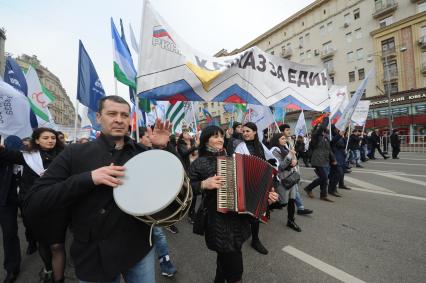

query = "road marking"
[
  {"left": 282, "top": 246, "right": 366, "bottom": 283},
  {"left": 340, "top": 176, "right": 396, "bottom": 193},
  {"left": 351, "top": 187, "right": 426, "bottom": 201},
  {"left": 375, "top": 173, "right": 426, "bottom": 187},
  {"left": 370, "top": 161, "right": 426, "bottom": 167},
  {"left": 349, "top": 169, "right": 426, "bottom": 178}
]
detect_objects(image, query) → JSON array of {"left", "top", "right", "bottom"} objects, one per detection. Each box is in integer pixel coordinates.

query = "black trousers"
[
  {"left": 214, "top": 251, "right": 243, "bottom": 283},
  {"left": 328, "top": 165, "right": 343, "bottom": 193},
  {"left": 392, "top": 146, "right": 400, "bottom": 158},
  {"left": 0, "top": 205, "right": 21, "bottom": 273}
]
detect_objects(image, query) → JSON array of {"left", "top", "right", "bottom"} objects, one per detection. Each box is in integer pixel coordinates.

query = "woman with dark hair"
[
  {"left": 269, "top": 133, "right": 302, "bottom": 232},
  {"left": 0, "top": 128, "right": 69, "bottom": 283},
  {"left": 189, "top": 125, "right": 277, "bottom": 283},
  {"left": 177, "top": 130, "right": 198, "bottom": 222},
  {"left": 234, "top": 122, "right": 275, "bottom": 255}
]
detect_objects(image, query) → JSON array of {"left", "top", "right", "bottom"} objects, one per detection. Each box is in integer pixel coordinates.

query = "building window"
[
  {"left": 344, "top": 13, "right": 351, "bottom": 24},
  {"left": 322, "top": 41, "right": 333, "bottom": 52},
  {"left": 349, "top": 71, "right": 356, "bottom": 82},
  {"left": 324, "top": 9, "right": 326, "bottom": 14},
  {"left": 379, "top": 16, "right": 394, "bottom": 28},
  {"left": 422, "top": 51, "right": 426, "bottom": 63},
  {"left": 319, "top": 25, "right": 325, "bottom": 36},
  {"left": 423, "top": 76, "right": 426, "bottom": 87},
  {"left": 381, "top": 38, "right": 395, "bottom": 54},
  {"left": 305, "top": 33, "right": 310, "bottom": 43},
  {"left": 353, "top": 8, "right": 360, "bottom": 20},
  {"left": 324, "top": 59, "right": 334, "bottom": 73},
  {"left": 418, "top": 1, "right": 426, "bottom": 13},
  {"left": 327, "top": 21, "right": 333, "bottom": 33},
  {"left": 347, "top": 51, "right": 354, "bottom": 62},
  {"left": 302, "top": 21, "right": 305, "bottom": 27},
  {"left": 300, "top": 52, "right": 305, "bottom": 62},
  {"left": 358, "top": 68, "right": 365, "bottom": 80},
  {"left": 384, "top": 82, "right": 398, "bottom": 94},
  {"left": 299, "top": 36, "right": 304, "bottom": 48},
  {"left": 384, "top": 59, "right": 398, "bottom": 79},
  {"left": 356, "top": 48, "right": 364, "bottom": 60},
  {"left": 355, "top": 28, "right": 362, "bottom": 39},
  {"left": 330, "top": 76, "right": 335, "bottom": 84},
  {"left": 271, "top": 51, "right": 275, "bottom": 55},
  {"left": 346, "top": 32, "right": 352, "bottom": 43},
  {"left": 306, "top": 49, "right": 312, "bottom": 59},
  {"left": 422, "top": 26, "right": 426, "bottom": 36}
]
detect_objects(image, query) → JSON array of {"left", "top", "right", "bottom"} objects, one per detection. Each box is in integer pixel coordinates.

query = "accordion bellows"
[{"left": 217, "top": 153, "right": 275, "bottom": 219}]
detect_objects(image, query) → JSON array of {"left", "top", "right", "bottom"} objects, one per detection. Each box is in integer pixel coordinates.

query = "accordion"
[{"left": 217, "top": 153, "right": 275, "bottom": 219}]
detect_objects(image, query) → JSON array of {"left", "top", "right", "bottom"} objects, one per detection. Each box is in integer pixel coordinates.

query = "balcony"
[
  {"left": 280, "top": 48, "right": 293, "bottom": 59},
  {"left": 372, "top": 0, "right": 398, "bottom": 19},
  {"left": 320, "top": 48, "right": 336, "bottom": 60},
  {"left": 382, "top": 69, "right": 399, "bottom": 81},
  {"left": 326, "top": 67, "right": 336, "bottom": 76},
  {"left": 422, "top": 62, "right": 426, "bottom": 74},
  {"left": 381, "top": 48, "right": 397, "bottom": 59},
  {"left": 418, "top": 36, "right": 426, "bottom": 49}
]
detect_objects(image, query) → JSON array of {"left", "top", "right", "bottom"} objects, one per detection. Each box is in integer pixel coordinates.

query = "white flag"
[
  {"left": 294, "top": 110, "right": 307, "bottom": 137},
  {"left": 0, "top": 78, "right": 33, "bottom": 138},
  {"left": 329, "top": 85, "right": 349, "bottom": 119},
  {"left": 26, "top": 66, "right": 55, "bottom": 122},
  {"left": 335, "top": 70, "right": 373, "bottom": 131},
  {"left": 246, "top": 104, "right": 274, "bottom": 140},
  {"left": 129, "top": 23, "right": 140, "bottom": 55},
  {"left": 351, "top": 100, "right": 371, "bottom": 126}
]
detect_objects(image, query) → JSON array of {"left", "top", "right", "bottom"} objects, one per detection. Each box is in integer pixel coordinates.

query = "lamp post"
[{"left": 367, "top": 46, "right": 406, "bottom": 133}]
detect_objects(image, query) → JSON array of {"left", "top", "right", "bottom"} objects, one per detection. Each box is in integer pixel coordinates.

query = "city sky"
[{"left": 1, "top": 0, "right": 315, "bottom": 113}]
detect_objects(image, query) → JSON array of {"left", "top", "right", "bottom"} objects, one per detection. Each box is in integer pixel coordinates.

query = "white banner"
[
  {"left": 137, "top": 1, "right": 330, "bottom": 111},
  {"left": 351, "top": 100, "right": 371, "bottom": 126},
  {"left": 0, "top": 79, "right": 33, "bottom": 139}
]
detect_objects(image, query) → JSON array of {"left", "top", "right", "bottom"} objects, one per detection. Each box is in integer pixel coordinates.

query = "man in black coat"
[
  {"left": 0, "top": 136, "right": 23, "bottom": 283},
  {"left": 24, "top": 96, "right": 172, "bottom": 282},
  {"left": 368, "top": 129, "right": 389, "bottom": 160},
  {"left": 390, "top": 129, "right": 401, "bottom": 159}
]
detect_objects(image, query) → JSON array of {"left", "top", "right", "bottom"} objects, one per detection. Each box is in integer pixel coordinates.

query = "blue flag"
[
  {"left": 4, "top": 56, "right": 38, "bottom": 128},
  {"left": 77, "top": 40, "right": 105, "bottom": 112}
]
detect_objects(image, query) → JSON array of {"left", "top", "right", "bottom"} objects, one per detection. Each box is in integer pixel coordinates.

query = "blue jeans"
[
  {"left": 79, "top": 247, "right": 155, "bottom": 283},
  {"left": 153, "top": 227, "right": 169, "bottom": 258},
  {"left": 305, "top": 166, "right": 330, "bottom": 197},
  {"left": 294, "top": 185, "right": 304, "bottom": 210}
]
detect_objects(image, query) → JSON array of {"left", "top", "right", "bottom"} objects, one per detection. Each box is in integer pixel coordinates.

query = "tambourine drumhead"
[{"left": 113, "top": 150, "right": 184, "bottom": 216}]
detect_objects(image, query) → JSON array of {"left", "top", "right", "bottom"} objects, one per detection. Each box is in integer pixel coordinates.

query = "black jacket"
[
  {"left": 390, "top": 133, "right": 400, "bottom": 148},
  {"left": 23, "top": 134, "right": 152, "bottom": 281},
  {"left": 310, "top": 120, "right": 335, "bottom": 167},
  {"left": 189, "top": 152, "right": 250, "bottom": 253},
  {"left": 348, "top": 134, "right": 361, "bottom": 150}
]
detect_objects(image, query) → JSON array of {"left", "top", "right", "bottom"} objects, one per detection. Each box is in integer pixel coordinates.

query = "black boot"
[
  {"left": 287, "top": 219, "right": 302, "bottom": 232},
  {"left": 251, "top": 239, "right": 268, "bottom": 255}
]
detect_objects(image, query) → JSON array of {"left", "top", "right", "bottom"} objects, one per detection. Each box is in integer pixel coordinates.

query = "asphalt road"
[{"left": 1, "top": 152, "right": 426, "bottom": 282}]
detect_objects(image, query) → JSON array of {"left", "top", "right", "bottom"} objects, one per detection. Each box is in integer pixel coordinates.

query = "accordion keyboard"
[{"left": 217, "top": 157, "right": 237, "bottom": 211}]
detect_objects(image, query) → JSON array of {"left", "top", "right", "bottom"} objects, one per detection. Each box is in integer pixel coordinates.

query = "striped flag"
[
  {"left": 166, "top": 102, "right": 185, "bottom": 133},
  {"left": 26, "top": 65, "right": 55, "bottom": 122},
  {"left": 111, "top": 18, "right": 137, "bottom": 89}
]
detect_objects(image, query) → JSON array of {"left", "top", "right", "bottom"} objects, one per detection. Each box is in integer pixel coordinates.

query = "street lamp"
[{"left": 367, "top": 46, "right": 406, "bottom": 133}]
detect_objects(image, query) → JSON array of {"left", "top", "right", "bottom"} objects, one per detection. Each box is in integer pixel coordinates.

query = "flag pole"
[
  {"left": 135, "top": 95, "right": 140, "bottom": 143},
  {"left": 191, "top": 102, "right": 198, "bottom": 132},
  {"left": 345, "top": 123, "right": 351, "bottom": 153},
  {"left": 74, "top": 99, "right": 79, "bottom": 143}
]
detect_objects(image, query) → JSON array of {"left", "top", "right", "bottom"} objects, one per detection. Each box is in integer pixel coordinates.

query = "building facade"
[
  {"left": 0, "top": 28, "right": 6, "bottom": 78},
  {"left": 217, "top": 0, "right": 426, "bottom": 134},
  {"left": 16, "top": 54, "right": 76, "bottom": 126}
]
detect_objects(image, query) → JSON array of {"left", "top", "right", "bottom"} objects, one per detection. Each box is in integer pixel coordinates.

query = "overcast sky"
[{"left": 2, "top": 0, "right": 315, "bottom": 110}]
